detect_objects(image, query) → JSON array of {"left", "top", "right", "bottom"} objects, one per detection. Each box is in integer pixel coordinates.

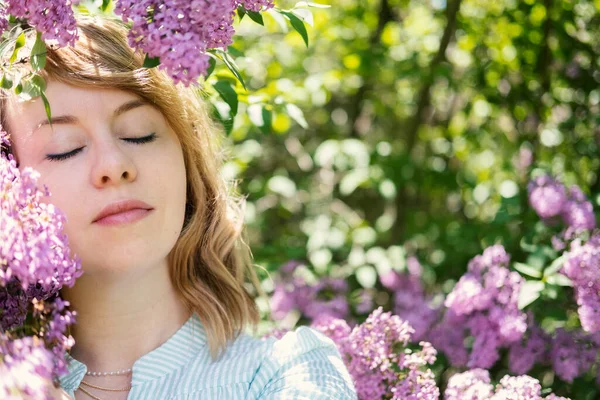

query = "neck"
[{"left": 60, "top": 260, "right": 191, "bottom": 373}]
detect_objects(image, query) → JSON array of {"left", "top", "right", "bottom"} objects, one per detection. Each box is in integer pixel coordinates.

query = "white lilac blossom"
[{"left": 445, "top": 369, "right": 571, "bottom": 400}]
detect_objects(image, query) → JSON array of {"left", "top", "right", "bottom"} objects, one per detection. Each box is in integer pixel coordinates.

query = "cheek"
[{"left": 37, "top": 170, "right": 86, "bottom": 229}]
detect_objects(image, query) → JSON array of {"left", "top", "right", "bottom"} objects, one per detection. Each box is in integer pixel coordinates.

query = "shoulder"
[{"left": 244, "top": 326, "right": 358, "bottom": 399}]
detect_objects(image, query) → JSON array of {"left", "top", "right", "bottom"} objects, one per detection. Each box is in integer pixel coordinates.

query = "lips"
[{"left": 93, "top": 199, "right": 154, "bottom": 223}]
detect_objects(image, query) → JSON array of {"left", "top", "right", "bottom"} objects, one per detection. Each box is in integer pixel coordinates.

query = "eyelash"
[{"left": 45, "top": 133, "right": 157, "bottom": 162}]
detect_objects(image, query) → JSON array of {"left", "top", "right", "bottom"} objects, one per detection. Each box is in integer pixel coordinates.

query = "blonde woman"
[{"left": 1, "top": 15, "right": 357, "bottom": 400}]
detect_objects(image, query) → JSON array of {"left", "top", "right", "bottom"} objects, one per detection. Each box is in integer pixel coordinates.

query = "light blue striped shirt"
[{"left": 58, "top": 312, "right": 357, "bottom": 399}]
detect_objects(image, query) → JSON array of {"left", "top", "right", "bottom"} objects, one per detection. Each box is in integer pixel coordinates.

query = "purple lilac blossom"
[
  {"left": 113, "top": 0, "right": 274, "bottom": 86},
  {"left": 261, "top": 328, "right": 289, "bottom": 340},
  {"left": 0, "top": 282, "right": 29, "bottom": 330},
  {"left": 550, "top": 328, "right": 598, "bottom": 383},
  {"left": 561, "top": 185, "right": 596, "bottom": 230},
  {"left": 310, "top": 314, "right": 352, "bottom": 354},
  {"left": 312, "top": 307, "right": 439, "bottom": 400},
  {"left": 528, "top": 175, "right": 567, "bottom": 219},
  {"left": 508, "top": 316, "right": 550, "bottom": 375},
  {"left": 562, "top": 234, "right": 600, "bottom": 333},
  {"left": 5, "top": 0, "right": 79, "bottom": 47},
  {"left": 382, "top": 256, "right": 440, "bottom": 341},
  {"left": 1, "top": 129, "right": 81, "bottom": 384},
  {"left": 0, "top": 153, "right": 83, "bottom": 293},
  {"left": 269, "top": 282, "right": 296, "bottom": 320},
  {"left": 0, "top": 335, "right": 56, "bottom": 400},
  {"left": 270, "top": 271, "right": 349, "bottom": 321},
  {"left": 433, "top": 245, "right": 526, "bottom": 369},
  {"left": 354, "top": 289, "right": 374, "bottom": 315},
  {"left": 299, "top": 277, "right": 349, "bottom": 320}
]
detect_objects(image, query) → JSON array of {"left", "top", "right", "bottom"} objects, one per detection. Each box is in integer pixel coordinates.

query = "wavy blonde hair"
[{"left": 0, "top": 15, "right": 261, "bottom": 359}]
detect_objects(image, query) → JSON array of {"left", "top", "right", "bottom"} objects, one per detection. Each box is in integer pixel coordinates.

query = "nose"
[{"left": 90, "top": 137, "right": 138, "bottom": 188}]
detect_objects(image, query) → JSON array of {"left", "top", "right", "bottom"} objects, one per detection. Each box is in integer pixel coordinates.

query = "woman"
[{"left": 1, "top": 15, "right": 357, "bottom": 400}]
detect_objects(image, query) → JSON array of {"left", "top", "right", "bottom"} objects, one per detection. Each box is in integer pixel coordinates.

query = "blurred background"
[{"left": 202, "top": 0, "right": 600, "bottom": 326}]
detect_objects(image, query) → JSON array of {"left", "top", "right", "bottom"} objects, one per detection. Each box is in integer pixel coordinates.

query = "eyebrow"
[{"left": 34, "top": 99, "right": 150, "bottom": 133}]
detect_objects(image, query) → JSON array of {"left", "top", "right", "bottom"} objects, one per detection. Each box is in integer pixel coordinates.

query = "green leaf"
[
  {"left": 101, "top": 0, "right": 112, "bottom": 12},
  {"left": 213, "top": 49, "right": 247, "bottom": 91},
  {"left": 267, "top": 9, "right": 289, "bottom": 32},
  {"left": 31, "top": 74, "right": 46, "bottom": 91},
  {"left": 30, "top": 32, "right": 47, "bottom": 72},
  {"left": 211, "top": 103, "right": 233, "bottom": 135},
  {"left": 227, "top": 46, "right": 244, "bottom": 57},
  {"left": 513, "top": 262, "right": 542, "bottom": 279},
  {"left": 282, "top": 11, "right": 309, "bottom": 47},
  {"left": 246, "top": 10, "right": 264, "bottom": 25},
  {"left": 293, "top": 1, "right": 331, "bottom": 8},
  {"left": 9, "top": 32, "right": 26, "bottom": 64},
  {"left": 40, "top": 91, "right": 52, "bottom": 130},
  {"left": 291, "top": 8, "right": 314, "bottom": 26},
  {"left": 519, "top": 237, "right": 538, "bottom": 253},
  {"left": 285, "top": 103, "right": 308, "bottom": 128},
  {"left": 518, "top": 281, "right": 545, "bottom": 310},
  {"left": 0, "top": 73, "right": 13, "bottom": 89},
  {"left": 142, "top": 54, "right": 161, "bottom": 68},
  {"left": 546, "top": 273, "right": 572, "bottom": 287},
  {"left": 206, "top": 57, "right": 217, "bottom": 78},
  {"left": 19, "top": 75, "right": 45, "bottom": 100},
  {"left": 248, "top": 104, "right": 272, "bottom": 133},
  {"left": 543, "top": 254, "right": 565, "bottom": 277},
  {"left": 14, "top": 82, "right": 22, "bottom": 95},
  {"left": 213, "top": 80, "right": 239, "bottom": 117},
  {"left": 261, "top": 106, "right": 272, "bottom": 134},
  {"left": 237, "top": 5, "right": 246, "bottom": 21}
]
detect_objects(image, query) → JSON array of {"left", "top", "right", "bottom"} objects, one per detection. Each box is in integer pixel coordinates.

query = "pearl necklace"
[{"left": 85, "top": 367, "right": 132, "bottom": 377}]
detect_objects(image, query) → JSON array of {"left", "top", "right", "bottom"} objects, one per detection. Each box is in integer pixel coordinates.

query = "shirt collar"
[{"left": 59, "top": 312, "right": 206, "bottom": 390}]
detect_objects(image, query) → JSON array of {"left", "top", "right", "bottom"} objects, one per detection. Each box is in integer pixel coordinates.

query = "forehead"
[{"left": 4, "top": 80, "right": 145, "bottom": 132}]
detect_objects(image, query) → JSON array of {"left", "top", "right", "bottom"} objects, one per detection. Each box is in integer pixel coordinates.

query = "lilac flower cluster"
[
  {"left": 113, "top": 0, "right": 274, "bottom": 86},
  {"left": 381, "top": 256, "right": 440, "bottom": 341},
  {"left": 528, "top": 175, "right": 596, "bottom": 230},
  {"left": 549, "top": 328, "right": 599, "bottom": 383},
  {"left": 430, "top": 245, "right": 527, "bottom": 369},
  {"left": 312, "top": 308, "right": 440, "bottom": 400},
  {"left": 0, "top": 334, "right": 56, "bottom": 400},
  {"left": 270, "top": 261, "right": 349, "bottom": 321},
  {"left": 562, "top": 234, "right": 600, "bottom": 333},
  {"left": 2, "top": 0, "right": 79, "bottom": 47},
  {"left": 445, "top": 369, "right": 570, "bottom": 400},
  {"left": 508, "top": 316, "right": 550, "bottom": 375},
  {"left": 1, "top": 153, "right": 82, "bottom": 294},
  {"left": 1, "top": 128, "right": 81, "bottom": 387}
]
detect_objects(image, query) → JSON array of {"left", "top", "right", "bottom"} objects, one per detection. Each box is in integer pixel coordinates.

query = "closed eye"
[{"left": 45, "top": 133, "right": 158, "bottom": 162}]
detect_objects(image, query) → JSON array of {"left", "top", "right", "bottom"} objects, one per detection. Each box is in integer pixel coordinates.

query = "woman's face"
[{"left": 6, "top": 80, "right": 187, "bottom": 275}]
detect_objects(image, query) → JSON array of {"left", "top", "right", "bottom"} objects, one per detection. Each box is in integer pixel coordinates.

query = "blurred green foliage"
[{"left": 214, "top": 0, "right": 599, "bottom": 295}]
